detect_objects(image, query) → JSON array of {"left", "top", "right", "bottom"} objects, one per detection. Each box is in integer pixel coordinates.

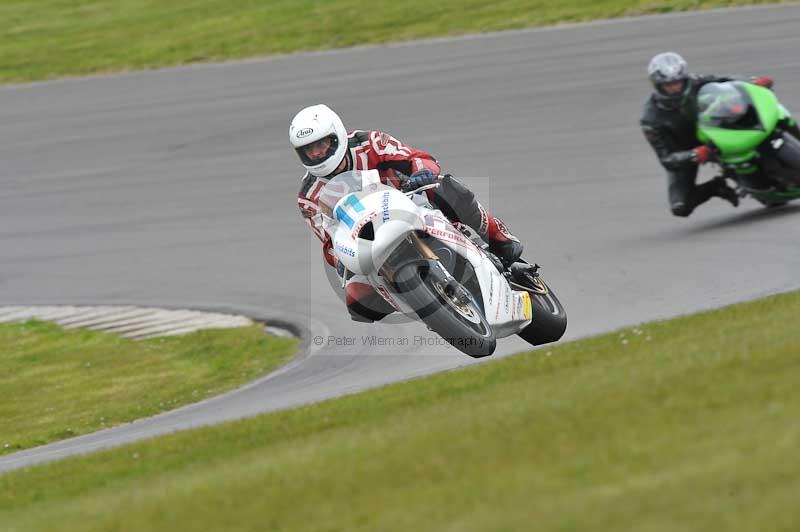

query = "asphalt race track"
[{"left": 1, "top": 5, "right": 799, "bottom": 471}]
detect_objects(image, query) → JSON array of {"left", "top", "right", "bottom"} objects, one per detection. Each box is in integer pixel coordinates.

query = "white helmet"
[{"left": 289, "top": 104, "right": 348, "bottom": 178}]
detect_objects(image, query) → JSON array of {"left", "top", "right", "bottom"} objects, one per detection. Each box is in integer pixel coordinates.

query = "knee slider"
[
  {"left": 671, "top": 203, "right": 693, "bottom": 217},
  {"left": 347, "top": 301, "right": 380, "bottom": 323}
]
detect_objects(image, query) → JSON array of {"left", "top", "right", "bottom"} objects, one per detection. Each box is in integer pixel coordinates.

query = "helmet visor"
[
  {"left": 296, "top": 134, "right": 339, "bottom": 167},
  {"left": 656, "top": 79, "right": 686, "bottom": 97}
]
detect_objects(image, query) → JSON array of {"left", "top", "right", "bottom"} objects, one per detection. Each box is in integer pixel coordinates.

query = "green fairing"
[
  {"left": 697, "top": 129, "right": 758, "bottom": 162},
  {"left": 696, "top": 82, "right": 779, "bottom": 164},
  {"left": 745, "top": 83, "right": 780, "bottom": 131},
  {"left": 697, "top": 82, "right": 788, "bottom": 160}
]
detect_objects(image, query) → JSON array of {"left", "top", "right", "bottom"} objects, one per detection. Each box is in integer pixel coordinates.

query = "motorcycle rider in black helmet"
[{"left": 640, "top": 52, "right": 775, "bottom": 217}]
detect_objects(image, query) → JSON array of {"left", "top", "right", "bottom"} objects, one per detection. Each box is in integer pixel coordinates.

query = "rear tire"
[
  {"left": 510, "top": 267, "right": 567, "bottom": 346},
  {"left": 395, "top": 261, "right": 496, "bottom": 358}
]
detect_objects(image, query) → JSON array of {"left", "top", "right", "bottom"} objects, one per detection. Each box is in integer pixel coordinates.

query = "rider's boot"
[
  {"left": 485, "top": 217, "right": 524, "bottom": 267},
  {"left": 711, "top": 177, "right": 740, "bottom": 207}
]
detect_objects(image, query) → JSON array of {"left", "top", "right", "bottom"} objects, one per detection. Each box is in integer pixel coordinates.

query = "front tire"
[
  {"left": 394, "top": 261, "right": 496, "bottom": 358},
  {"left": 774, "top": 131, "right": 800, "bottom": 178}
]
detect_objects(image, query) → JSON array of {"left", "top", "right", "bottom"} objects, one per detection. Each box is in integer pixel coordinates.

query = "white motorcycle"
[{"left": 315, "top": 170, "right": 566, "bottom": 357}]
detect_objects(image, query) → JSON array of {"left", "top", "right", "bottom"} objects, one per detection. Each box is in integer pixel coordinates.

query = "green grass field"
[
  {"left": 0, "top": 0, "right": 788, "bottom": 84},
  {"left": 0, "top": 320, "right": 297, "bottom": 455},
  {"left": 1, "top": 291, "right": 798, "bottom": 531}
]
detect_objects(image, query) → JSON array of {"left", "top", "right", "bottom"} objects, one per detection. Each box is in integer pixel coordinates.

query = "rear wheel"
[
  {"left": 509, "top": 265, "right": 567, "bottom": 346},
  {"left": 394, "top": 261, "right": 496, "bottom": 358}
]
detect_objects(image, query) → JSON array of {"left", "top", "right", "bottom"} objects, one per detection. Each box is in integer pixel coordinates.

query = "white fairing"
[
  {"left": 327, "top": 180, "right": 425, "bottom": 275},
  {"left": 320, "top": 170, "right": 532, "bottom": 339}
]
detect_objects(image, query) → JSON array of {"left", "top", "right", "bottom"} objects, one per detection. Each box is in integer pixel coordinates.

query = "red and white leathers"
[{"left": 297, "top": 130, "right": 521, "bottom": 322}]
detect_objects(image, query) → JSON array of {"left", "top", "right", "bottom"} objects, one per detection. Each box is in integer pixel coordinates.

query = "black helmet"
[{"left": 648, "top": 52, "right": 690, "bottom": 110}]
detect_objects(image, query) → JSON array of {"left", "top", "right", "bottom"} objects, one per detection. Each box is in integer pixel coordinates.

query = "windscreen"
[
  {"left": 317, "top": 171, "right": 364, "bottom": 218},
  {"left": 696, "top": 82, "right": 761, "bottom": 130}
]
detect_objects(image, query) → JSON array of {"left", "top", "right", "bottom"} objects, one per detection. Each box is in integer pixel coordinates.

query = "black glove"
[{"left": 401, "top": 170, "right": 438, "bottom": 192}]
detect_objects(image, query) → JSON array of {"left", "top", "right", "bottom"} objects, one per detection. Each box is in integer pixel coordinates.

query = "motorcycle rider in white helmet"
[{"left": 291, "top": 104, "right": 523, "bottom": 323}]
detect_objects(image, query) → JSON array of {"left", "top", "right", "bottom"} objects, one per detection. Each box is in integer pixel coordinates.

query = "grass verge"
[
  {"left": 1, "top": 291, "right": 798, "bottom": 531},
  {"left": 0, "top": 0, "right": 789, "bottom": 84},
  {"left": 0, "top": 320, "right": 297, "bottom": 455}
]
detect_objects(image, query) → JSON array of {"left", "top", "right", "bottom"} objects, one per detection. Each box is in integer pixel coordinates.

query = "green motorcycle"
[{"left": 696, "top": 81, "right": 800, "bottom": 206}]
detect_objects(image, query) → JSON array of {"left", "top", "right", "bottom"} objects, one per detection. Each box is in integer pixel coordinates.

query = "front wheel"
[
  {"left": 394, "top": 261, "right": 496, "bottom": 358},
  {"left": 774, "top": 131, "right": 800, "bottom": 179},
  {"left": 509, "top": 265, "right": 567, "bottom": 346}
]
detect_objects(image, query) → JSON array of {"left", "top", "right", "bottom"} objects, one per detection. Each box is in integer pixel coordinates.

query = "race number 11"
[{"left": 334, "top": 195, "right": 365, "bottom": 229}]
